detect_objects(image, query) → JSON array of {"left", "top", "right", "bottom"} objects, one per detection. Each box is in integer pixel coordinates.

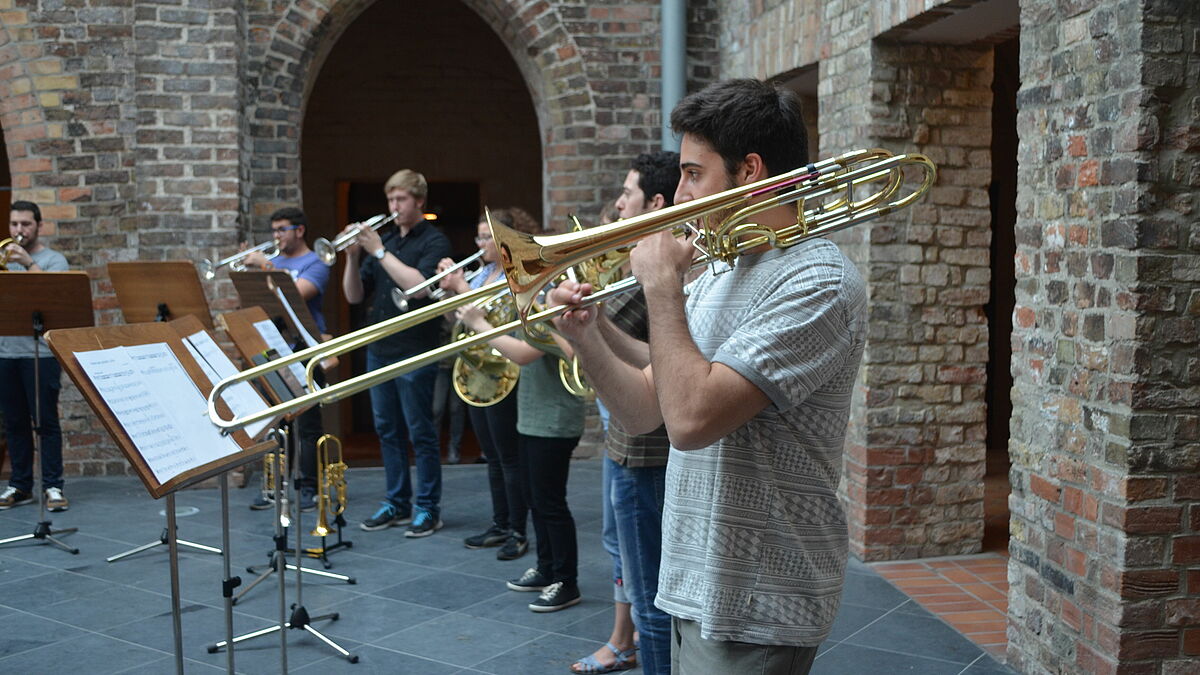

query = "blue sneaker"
[
  {"left": 359, "top": 502, "right": 411, "bottom": 531},
  {"left": 405, "top": 506, "right": 443, "bottom": 538}
]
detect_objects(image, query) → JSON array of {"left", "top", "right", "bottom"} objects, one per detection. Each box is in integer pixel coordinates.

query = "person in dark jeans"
[
  {"left": 342, "top": 169, "right": 452, "bottom": 538},
  {"left": 0, "top": 200, "right": 70, "bottom": 513},
  {"left": 456, "top": 285, "right": 585, "bottom": 613},
  {"left": 438, "top": 207, "right": 542, "bottom": 561}
]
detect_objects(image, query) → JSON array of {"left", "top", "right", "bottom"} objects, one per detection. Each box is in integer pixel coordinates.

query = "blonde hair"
[{"left": 383, "top": 169, "right": 428, "bottom": 200}]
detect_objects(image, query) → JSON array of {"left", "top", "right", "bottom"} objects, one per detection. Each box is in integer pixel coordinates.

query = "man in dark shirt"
[{"left": 341, "top": 170, "right": 452, "bottom": 537}]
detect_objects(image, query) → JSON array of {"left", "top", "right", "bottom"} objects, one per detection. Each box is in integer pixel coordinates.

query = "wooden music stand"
[
  {"left": 108, "top": 261, "right": 215, "bottom": 330},
  {"left": 217, "top": 306, "right": 308, "bottom": 411},
  {"left": 0, "top": 271, "right": 93, "bottom": 556},
  {"left": 46, "top": 319, "right": 274, "bottom": 675},
  {"left": 229, "top": 269, "right": 321, "bottom": 345}
]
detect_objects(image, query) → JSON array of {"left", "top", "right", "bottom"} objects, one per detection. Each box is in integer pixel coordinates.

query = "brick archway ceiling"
[{"left": 244, "top": 0, "right": 592, "bottom": 205}]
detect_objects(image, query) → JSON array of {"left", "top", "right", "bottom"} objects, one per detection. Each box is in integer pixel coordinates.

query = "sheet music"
[
  {"left": 273, "top": 284, "right": 319, "bottom": 349},
  {"left": 75, "top": 344, "right": 241, "bottom": 484},
  {"left": 183, "top": 331, "right": 273, "bottom": 440},
  {"left": 252, "top": 319, "right": 310, "bottom": 392}
]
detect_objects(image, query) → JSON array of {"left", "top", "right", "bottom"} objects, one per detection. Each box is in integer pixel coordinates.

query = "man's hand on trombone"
[{"left": 547, "top": 280, "right": 598, "bottom": 342}]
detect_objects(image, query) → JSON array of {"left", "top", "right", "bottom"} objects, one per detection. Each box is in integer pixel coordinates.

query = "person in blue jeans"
[
  {"left": 0, "top": 201, "right": 70, "bottom": 514},
  {"left": 569, "top": 152, "right": 679, "bottom": 675},
  {"left": 341, "top": 169, "right": 452, "bottom": 538}
]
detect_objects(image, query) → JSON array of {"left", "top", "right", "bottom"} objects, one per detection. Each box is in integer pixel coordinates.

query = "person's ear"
[
  {"left": 649, "top": 193, "right": 666, "bottom": 211},
  {"left": 737, "top": 153, "right": 768, "bottom": 185}
]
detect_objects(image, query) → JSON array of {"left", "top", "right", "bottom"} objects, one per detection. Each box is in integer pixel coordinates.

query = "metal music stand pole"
[
  {"left": 0, "top": 310, "right": 78, "bottom": 554},
  {"left": 207, "top": 425, "right": 357, "bottom": 664},
  {"left": 282, "top": 420, "right": 356, "bottom": 663},
  {"left": 166, "top": 491, "right": 185, "bottom": 675},
  {"left": 208, "top": 427, "right": 290, "bottom": 671},
  {"left": 218, "top": 471, "right": 238, "bottom": 674}
]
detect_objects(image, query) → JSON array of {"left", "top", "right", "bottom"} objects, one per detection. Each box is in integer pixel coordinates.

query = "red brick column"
[{"left": 1006, "top": 1, "right": 1200, "bottom": 672}]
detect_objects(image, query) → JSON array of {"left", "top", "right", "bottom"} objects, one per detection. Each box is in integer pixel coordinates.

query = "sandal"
[{"left": 570, "top": 641, "right": 638, "bottom": 674}]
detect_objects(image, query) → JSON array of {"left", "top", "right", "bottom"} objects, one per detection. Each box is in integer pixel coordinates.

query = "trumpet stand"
[
  {"left": 208, "top": 423, "right": 358, "bottom": 666},
  {"left": 301, "top": 513, "right": 352, "bottom": 570},
  {"left": 0, "top": 310, "right": 79, "bottom": 555}
]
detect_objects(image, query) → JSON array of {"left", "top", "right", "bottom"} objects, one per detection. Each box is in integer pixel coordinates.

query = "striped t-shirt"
[{"left": 654, "top": 238, "right": 867, "bottom": 646}]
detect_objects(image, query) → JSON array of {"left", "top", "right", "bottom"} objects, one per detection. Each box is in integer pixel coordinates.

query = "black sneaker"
[
  {"left": 360, "top": 502, "right": 411, "bottom": 531},
  {"left": 464, "top": 524, "right": 509, "bottom": 549},
  {"left": 496, "top": 533, "right": 528, "bottom": 561},
  {"left": 405, "top": 507, "right": 443, "bottom": 538},
  {"left": 506, "top": 567, "right": 550, "bottom": 592},
  {"left": 0, "top": 486, "right": 33, "bottom": 510},
  {"left": 298, "top": 488, "right": 317, "bottom": 513},
  {"left": 529, "top": 581, "right": 581, "bottom": 613}
]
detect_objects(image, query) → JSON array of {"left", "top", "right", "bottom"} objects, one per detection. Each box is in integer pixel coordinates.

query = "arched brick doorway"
[{"left": 298, "top": 0, "right": 542, "bottom": 457}]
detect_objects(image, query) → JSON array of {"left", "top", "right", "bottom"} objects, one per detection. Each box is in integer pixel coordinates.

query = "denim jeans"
[
  {"left": 602, "top": 456, "right": 628, "bottom": 603},
  {"left": 519, "top": 433, "right": 580, "bottom": 584},
  {"left": 0, "top": 357, "right": 64, "bottom": 492},
  {"left": 611, "top": 461, "right": 670, "bottom": 675},
  {"left": 366, "top": 351, "right": 440, "bottom": 517},
  {"left": 467, "top": 389, "right": 525, "bottom": 534}
]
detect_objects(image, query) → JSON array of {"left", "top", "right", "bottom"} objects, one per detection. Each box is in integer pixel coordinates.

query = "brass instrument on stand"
[
  {"left": 305, "top": 434, "right": 353, "bottom": 565},
  {"left": 311, "top": 434, "right": 348, "bottom": 537}
]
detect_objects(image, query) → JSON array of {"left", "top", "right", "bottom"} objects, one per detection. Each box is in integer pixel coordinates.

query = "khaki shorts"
[{"left": 670, "top": 617, "right": 820, "bottom": 675}]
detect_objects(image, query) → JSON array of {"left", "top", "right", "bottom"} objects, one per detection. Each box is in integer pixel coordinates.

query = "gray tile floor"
[{"left": 0, "top": 460, "right": 1014, "bottom": 674}]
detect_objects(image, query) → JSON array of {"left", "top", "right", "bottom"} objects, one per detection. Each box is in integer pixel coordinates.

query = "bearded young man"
[{"left": 551, "top": 79, "right": 867, "bottom": 675}]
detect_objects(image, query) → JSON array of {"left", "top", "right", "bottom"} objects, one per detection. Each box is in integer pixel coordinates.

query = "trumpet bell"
[{"left": 313, "top": 237, "right": 336, "bottom": 266}]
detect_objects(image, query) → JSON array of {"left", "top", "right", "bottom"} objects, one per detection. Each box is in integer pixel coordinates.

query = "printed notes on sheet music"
[
  {"left": 182, "top": 330, "right": 273, "bottom": 440},
  {"left": 76, "top": 343, "right": 243, "bottom": 484},
  {"left": 252, "top": 319, "right": 309, "bottom": 392}
]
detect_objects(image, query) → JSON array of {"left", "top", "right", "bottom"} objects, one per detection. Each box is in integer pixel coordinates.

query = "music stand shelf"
[{"left": 108, "top": 261, "right": 215, "bottom": 330}]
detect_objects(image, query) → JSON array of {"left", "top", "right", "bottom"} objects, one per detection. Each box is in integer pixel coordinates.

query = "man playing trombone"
[
  {"left": 341, "top": 169, "right": 452, "bottom": 537},
  {"left": 550, "top": 79, "right": 868, "bottom": 674},
  {"left": 241, "top": 207, "right": 329, "bottom": 512}
]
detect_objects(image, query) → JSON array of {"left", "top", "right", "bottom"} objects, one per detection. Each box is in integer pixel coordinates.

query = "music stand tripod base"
[
  {"left": 106, "top": 528, "right": 221, "bottom": 563},
  {"left": 0, "top": 520, "right": 79, "bottom": 554}
]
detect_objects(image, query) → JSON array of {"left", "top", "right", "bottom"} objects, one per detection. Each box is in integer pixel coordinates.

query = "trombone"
[
  {"left": 207, "top": 148, "right": 936, "bottom": 432},
  {"left": 198, "top": 240, "right": 279, "bottom": 281},
  {"left": 313, "top": 212, "right": 398, "bottom": 266}
]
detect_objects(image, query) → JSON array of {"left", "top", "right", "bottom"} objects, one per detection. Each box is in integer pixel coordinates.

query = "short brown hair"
[
  {"left": 485, "top": 207, "right": 540, "bottom": 234},
  {"left": 383, "top": 169, "right": 428, "bottom": 200}
]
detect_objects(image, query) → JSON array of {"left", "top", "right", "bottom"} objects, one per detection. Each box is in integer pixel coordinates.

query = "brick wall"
[
  {"left": 0, "top": 0, "right": 718, "bottom": 477},
  {"left": 1007, "top": 0, "right": 1200, "bottom": 672},
  {"left": 0, "top": 0, "right": 136, "bottom": 475}
]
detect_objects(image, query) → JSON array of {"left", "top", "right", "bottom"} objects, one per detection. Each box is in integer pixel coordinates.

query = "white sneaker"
[{"left": 44, "top": 487, "right": 69, "bottom": 512}]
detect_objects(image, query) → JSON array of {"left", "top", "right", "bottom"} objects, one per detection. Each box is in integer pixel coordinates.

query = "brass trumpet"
[
  {"left": 391, "top": 249, "right": 487, "bottom": 311},
  {"left": 311, "top": 434, "right": 348, "bottom": 538},
  {"left": 198, "top": 240, "right": 280, "bottom": 281},
  {"left": 207, "top": 148, "right": 936, "bottom": 432},
  {"left": 313, "top": 212, "right": 398, "bottom": 266},
  {"left": 0, "top": 234, "right": 27, "bottom": 270}
]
